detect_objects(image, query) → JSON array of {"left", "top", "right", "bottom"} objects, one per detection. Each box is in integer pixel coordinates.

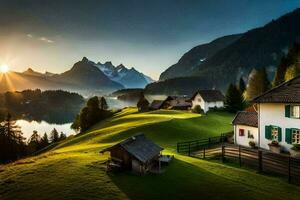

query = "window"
[
  {"left": 271, "top": 127, "right": 278, "bottom": 141},
  {"left": 292, "top": 129, "right": 300, "bottom": 144},
  {"left": 239, "top": 129, "right": 245, "bottom": 136},
  {"left": 291, "top": 105, "right": 300, "bottom": 118},
  {"left": 198, "top": 98, "right": 201, "bottom": 102}
]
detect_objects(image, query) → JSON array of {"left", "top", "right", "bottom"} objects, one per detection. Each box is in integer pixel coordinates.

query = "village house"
[
  {"left": 190, "top": 90, "right": 225, "bottom": 113},
  {"left": 253, "top": 75, "right": 300, "bottom": 152},
  {"left": 161, "top": 96, "right": 192, "bottom": 110},
  {"left": 149, "top": 96, "right": 191, "bottom": 110},
  {"left": 232, "top": 111, "right": 258, "bottom": 147},
  {"left": 100, "top": 134, "right": 164, "bottom": 174},
  {"left": 233, "top": 75, "right": 300, "bottom": 154}
]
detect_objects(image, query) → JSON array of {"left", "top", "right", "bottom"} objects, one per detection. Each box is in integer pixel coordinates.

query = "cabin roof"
[
  {"left": 253, "top": 75, "right": 300, "bottom": 103},
  {"left": 232, "top": 111, "right": 258, "bottom": 127},
  {"left": 150, "top": 100, "right": 164, "bottom": 109},
  {"left": 101, "top": 134, "right": 163, "bottom": 164},
  {"left": 191, "top": 90, "right": 225, "bottom": 102}
]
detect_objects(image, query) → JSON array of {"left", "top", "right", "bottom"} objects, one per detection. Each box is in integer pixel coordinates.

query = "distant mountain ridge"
[
  {"left": 148, "top": 8, "right": 300, "bottom": 94},
  {"left": 0, "top": 57, "right": 155, "bottom": 94},
  {"left": 0, "top": 57, "right": 124, "bottom": 94},
  {"left": 96, "top": 61, "right": 154, "bottom": 88},
  {"left": 159, "top": 34, "right": 242, "bottom": 80}
]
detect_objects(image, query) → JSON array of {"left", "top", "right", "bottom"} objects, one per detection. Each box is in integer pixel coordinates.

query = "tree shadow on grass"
[{"left": 108, "top": 157, "right": 279, "bottom": 200}]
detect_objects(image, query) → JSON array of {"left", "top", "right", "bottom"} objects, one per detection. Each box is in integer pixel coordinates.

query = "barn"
[{"left": 100, "top": 134, "right": 164, "bottom": 174}]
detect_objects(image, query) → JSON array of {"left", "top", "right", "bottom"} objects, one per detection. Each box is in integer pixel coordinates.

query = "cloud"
[
  {"left": 39, "top": 37, "right": 54, "bottom": 43},
  {"left": 26, "top": 34, "right": 33, "bottom": 38}
]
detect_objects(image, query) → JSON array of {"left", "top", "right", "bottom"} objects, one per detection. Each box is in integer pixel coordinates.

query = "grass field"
[{"left": 1, "top": 108, "right": 300, "bottom": 200}]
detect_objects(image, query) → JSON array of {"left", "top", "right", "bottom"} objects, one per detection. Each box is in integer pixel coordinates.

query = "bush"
[
  {"left": 192, "top": 105, "right": 204, "bottom": 114},
  {"left": 249, "top": 141, "right": 256, "bottom": 148}
]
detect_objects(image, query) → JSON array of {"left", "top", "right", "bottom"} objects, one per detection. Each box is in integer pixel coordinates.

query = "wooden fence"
[
  {"left": 176, "top": 134, "right": 227, "bottom": 155},
  {"left": 193, "top": 144, "right": 300, "bottom": 184}
]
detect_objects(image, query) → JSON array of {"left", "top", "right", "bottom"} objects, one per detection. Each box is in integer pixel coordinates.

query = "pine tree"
[
  {"left": 50, "top": 128, "right": 59, "bottom": 143},
  {"left": 225, "top": 84, "right": 245, "bottom": 113},
  {"left": 59, "top": 132, "right": 67, "bottom": 141},
  {"left": 27, "top": 130, "right": 42, "bottom": 153},
  {"left": 273, "top": 42, "right": 300, "bottom": 86},
  {"left": 137, "top": 93, "right": 149, "bottom": 112},
  {"left": 0, "top": 113, "right": 26, "bottom": 163},
  {"left": 245, "top": 68, "right": 270, "bottom": 100},
  {"left": 41, "top": 132, "right": 49, "bottom": 147},
  {"left": 273, "top": 56, "right": 288, "bottom": 87},
  {"left": 99, "top": 97, "right": 108, "bottom": 110},
  {"left": 238, "top": 77, "right": 246, "bottom": 93}
]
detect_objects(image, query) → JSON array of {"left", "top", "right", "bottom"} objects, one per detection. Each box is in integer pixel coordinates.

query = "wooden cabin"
[{"left": 100, "top": 134, "right": 164, "bottom": 174}]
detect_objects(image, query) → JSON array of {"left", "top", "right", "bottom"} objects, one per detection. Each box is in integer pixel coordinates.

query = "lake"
[{"left": 16, "top": 120, "right": 75, "bottom": 139}]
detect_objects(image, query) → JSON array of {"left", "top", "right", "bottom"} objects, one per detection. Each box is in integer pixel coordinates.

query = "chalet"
[
  {"left": 190, "top": 90, "right": 225, "bottom": 113},
  {"left": 160, "top": 96, "right": 192, "bottom": 110},
  {"left": 252, "top": 75, "right": 300, "bottom": 152},
  {"left": 232, "top": 111, "right": 258, "bottom": 147},
  {"left": 100, "top": 134, "right": 163, "bottom": 174}
]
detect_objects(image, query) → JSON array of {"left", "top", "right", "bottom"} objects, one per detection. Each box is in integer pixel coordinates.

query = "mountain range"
[
  {"left": 0, "top": 57, "right": 154, "bottom": 94},
  {"left": 146, "top": 8, "right": 300, "bottom": 95},
  {"left": 95, "top": 61, "right": 154, "bottom": 88}
]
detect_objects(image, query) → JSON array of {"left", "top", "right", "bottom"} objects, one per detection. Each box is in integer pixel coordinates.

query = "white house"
[
  {"left": 234, "top": 76, "right": 300, "bottom": 153},
  {"left": 232, "top": 111, "right": 258, "bottom": 147},
  {"left": 252, "top": 76, "right": 300, "bottom": 152},
  {"left": 190, "top": 90, "right": 225, "bottom": 113}
]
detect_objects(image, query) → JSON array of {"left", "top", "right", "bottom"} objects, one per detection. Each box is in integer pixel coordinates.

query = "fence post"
[
  {"left": 288, "top": 156, "right": 291, "bottom": 184},
  {"left": 221, "top": 134, "right": 224, "bottom": 144},
  {"left": 258, "top": 150, "right": 262, "bottom": 173},
  {"left": 203, "top": 148, "right": 206, "bottom": 159},
  {"left": 208, "top": 137, "right": 211, "bottom": 147},
  {"left": 239, "top": 145, "right": 242, "bottom": 167},
  {"left": 221, "top": 145, "right": 225, "bottom": 163},
  {"left": 188, "top": 143, "right": 191, "bottom": 156}
]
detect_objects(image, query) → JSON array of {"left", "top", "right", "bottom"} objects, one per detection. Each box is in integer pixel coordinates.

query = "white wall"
[
  {"left": 259, "top": 103, "right": 300, "bottom": 151},
  {"left": 234, "top": 125, "right": 258, "bottom": 147},
  {"left": 191, "top": 93, "right": 224, "bottom": 113}
]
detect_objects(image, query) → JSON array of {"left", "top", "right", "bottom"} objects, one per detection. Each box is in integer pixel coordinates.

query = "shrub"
[
  {"left": 192, "top": 105, "right": 204, "bottom": 114},
  {"left": 249, "top": 141, "right": 256, "bottom": 148}
]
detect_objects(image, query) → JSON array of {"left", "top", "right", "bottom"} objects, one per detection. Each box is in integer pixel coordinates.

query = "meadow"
[{"left": 1, "top": 108, "right": 300, "bottom": 200}]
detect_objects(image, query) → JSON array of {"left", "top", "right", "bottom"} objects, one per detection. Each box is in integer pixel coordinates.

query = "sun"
[{"left": 0, "top": 64, "right": 9, "bottom": 73}]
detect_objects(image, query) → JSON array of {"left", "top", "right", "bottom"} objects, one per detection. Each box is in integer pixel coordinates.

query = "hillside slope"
[
  {"left": 159, "top": 34, "right": 242, "bottom": 80},
  {"left": 1, "top": 109, "right": 300, "bottom": 200},
  {"left": 150, "top": 8, "right": 300, "bottom": 94}
]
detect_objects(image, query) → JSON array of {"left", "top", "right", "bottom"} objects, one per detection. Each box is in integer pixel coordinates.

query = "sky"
[{"left": 0, "top": 0, "right": 300, "bottom": 80}]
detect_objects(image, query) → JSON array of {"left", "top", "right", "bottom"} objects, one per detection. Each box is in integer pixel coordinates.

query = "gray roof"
[
  {"left": 232, "top": 111, "right": 258, "bottom": 127},
  {"left": 101, "top": 134, "right": 163, "bottom": 164},
  {"left": 253, "top": 75, "right": 300, "bottom": 103},
  {"left": 150, "top": 100, "right": 164, "bottom": 109},
  {"left": 191, "top": 90, "right": 225, "bottom": 102}
]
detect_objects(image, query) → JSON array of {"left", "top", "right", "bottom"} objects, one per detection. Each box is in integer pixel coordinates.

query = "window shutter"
[
  {"left": 278, "top": 127, "right": 282, "bottom": 142},
  {"left": 285, "top": 128, "right": 292, "bottom": 144},
  {"left": 265, "top": 126, "right": 271, "bottom": 140},
  {"left": 285, "top": 105, "right": 291, "bottom": 118}
]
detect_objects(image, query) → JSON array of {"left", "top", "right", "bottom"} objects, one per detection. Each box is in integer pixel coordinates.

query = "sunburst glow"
[{"left": 0, "top": 64, "right": 9, "bottom": 73}]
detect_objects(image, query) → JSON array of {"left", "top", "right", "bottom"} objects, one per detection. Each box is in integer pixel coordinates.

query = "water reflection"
[{"left": 16, "top": 120, "right": 74, "bottom": 139}]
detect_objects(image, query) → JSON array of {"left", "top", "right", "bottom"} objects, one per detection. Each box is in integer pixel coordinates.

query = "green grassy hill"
[{"left": 1, "top": 108, "right": 300, "bottom": 200}]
